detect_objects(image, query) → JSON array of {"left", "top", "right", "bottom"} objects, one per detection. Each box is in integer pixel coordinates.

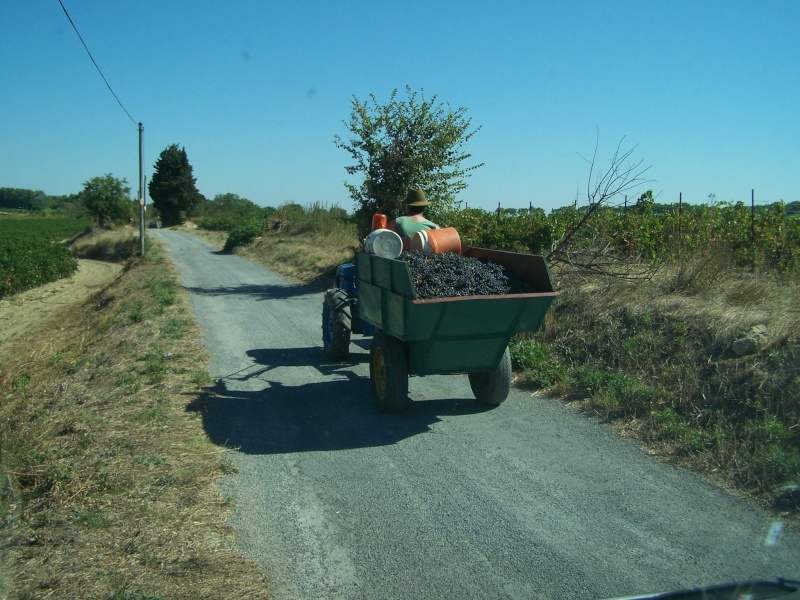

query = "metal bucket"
[{"left": 364, "top": 228, "right": 403, "bottom": 259}]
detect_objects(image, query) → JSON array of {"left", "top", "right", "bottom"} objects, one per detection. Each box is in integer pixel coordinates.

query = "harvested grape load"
[{"left": 399, "top": 250, "right": 512, "bottom": 299}]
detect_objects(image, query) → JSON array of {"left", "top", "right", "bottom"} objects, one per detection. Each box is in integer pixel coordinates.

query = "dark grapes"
[{"left": 399, "top": 250, "right": 511, "bottom": 299}]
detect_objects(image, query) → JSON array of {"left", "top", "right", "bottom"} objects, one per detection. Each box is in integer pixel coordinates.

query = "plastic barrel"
[
  {"left": 371, "top": 213, "right": 388, "bottom": 231},
  {"left": 364, "top": 228, "right": 403, "bottom": 259},
  {"left": 410, "top": 227, "right": 461, "bottom": 255}
]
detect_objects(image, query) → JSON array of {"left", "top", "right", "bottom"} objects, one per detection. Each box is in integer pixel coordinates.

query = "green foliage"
[
  {"left": 443, "top": 208, "right": 556, "bottom": 254},
  {"left": 0, "top": 215, "right": 89, "bottom": 242},
  {"left": 0, "top": 216, "right": 85, "bottom": 298},
  {"left": 334, "top": 85, "right": 483, "bottom": 236},
  {"left": 544, "top": 193, "right": 800, "bottom": 274},
  {"left": 194, "top": 214, "right": 245, "bottom": 232},
  {"left": 12, "top": 372, "right": 31, "bottom": 392},
  {"left": 193, "top": 193, "right": 267, "bottom": 231},
  {"left": 73, "top": 508, "right": 111, "bottom": 528},
  {"left": 0, "top": 187, "right": 48, "bottom": 210},
  {"left": 0, "top": 188, "right": 91, "bottom": 219},
  {"left": 223, "top": 218, "right": 265, "bottom": 252},
  {"left": 0, "top": 188, "right": 117, "bottom": 217},
  {"left": 509, "top": 338, "right": 567, "bottom": 388},
  {"left": 148, "top": 144, "right": 205, "bottom": 227},
  {"left": 219, "top": 202, "right": 355, "bottom": 252},
  {"left": 278, "top": 202, "right": 353, "bottom": 237},
  {"left": 650, "top": 407, "right": 709, "bottom": 452},
  {"left": 80, "top": 174, "right": 133, "bottom": 227},
  {"left": 431, "top": 195, "right": 799, "bottom": 277},
  {"left": 195, "top": 193, "right": 263, "bottom": 221}
]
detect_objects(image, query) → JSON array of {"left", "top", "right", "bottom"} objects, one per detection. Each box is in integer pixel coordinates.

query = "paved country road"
[{"left": 151, "top": 229, "right": 799, "bottom": 600}]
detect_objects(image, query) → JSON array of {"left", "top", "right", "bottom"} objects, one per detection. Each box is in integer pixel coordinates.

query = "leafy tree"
[
  {"left": 79, "top": 174, "right": 132, "bottom": 227},
  {"left": 334, "top": 85, "right": 483, "bottom": 235},
  {"left": 148, "top": 144, "right": 205, "bottom": 226},
  {"left": 199, "top": 193, "right": 262, "bottom": 219},
  {"left": 0, "top": 188, "right": 48, "bottom": 211}
]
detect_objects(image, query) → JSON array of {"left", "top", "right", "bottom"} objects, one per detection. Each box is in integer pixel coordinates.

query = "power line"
[{"left": 57, "top": 0, "right": 137, "bottom": 126}]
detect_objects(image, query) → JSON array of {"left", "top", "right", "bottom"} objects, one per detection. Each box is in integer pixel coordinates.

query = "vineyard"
[
  {"left": 0, "top": 216, "right": 89, "bottom": 298},
  {"left": 440, "top": 196, "right": 800, "bottom": 276}
]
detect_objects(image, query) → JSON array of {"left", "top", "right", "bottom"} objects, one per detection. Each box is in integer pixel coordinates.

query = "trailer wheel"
[
  {"left": 322, "top": 289, "right": 351, "bottom": 360},
  {"left": 370, "top": 332, "right": 410, "bottom": 412},
  {"left": 469, "top": 347, "right": 512, "bottom": 406}
]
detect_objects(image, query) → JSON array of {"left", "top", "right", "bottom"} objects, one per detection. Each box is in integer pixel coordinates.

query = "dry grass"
[
  {"left": 70, "top": 226, "right": 139, "bottom": 262},
  {"left": 526, "top": 250, "right": 800, "bottom": 511},
  {"left": 0, "top": 241, "right": 270, "bottom": 599},
  {"left": 191, "top": 222, "right": 359, "bottom": 288},
  {"left": 238, "top": 233, "right": 358, "bottom": 287}
]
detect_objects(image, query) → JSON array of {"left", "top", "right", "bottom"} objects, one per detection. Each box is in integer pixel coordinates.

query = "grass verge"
[
  {"left": 191, "top": 203, "right": 359, "bottom": 288},
  {"left": 511, "top": 251, "right": 800, "bottom": 515},
  {"left": 70, "top": 226, "right": 139, "bottom": 262},
  {"left": 0, "top": 240, "right": 269, "bottom": 598}
]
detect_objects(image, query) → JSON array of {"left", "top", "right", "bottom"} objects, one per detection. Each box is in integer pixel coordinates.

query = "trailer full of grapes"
[{"left": 322, "top": 246, "right": 558, "bottom": 412}]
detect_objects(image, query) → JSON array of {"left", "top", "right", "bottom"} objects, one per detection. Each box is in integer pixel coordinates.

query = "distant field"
[
  {"left": 0, "top": 215, "right": 89, "bottom": 298},
  {"left": 0, "top": 214, "right": 90, "bottom": 241}
]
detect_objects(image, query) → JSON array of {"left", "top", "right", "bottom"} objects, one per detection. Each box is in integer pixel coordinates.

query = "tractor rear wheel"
[
  {"left": 369, "top": 331, "right": 410, "bottom": 412},
  {"left": 469, "top": 347, "right": 512, "bottom": 406}
]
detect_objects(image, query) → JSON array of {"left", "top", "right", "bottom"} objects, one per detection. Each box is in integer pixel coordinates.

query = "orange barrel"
[
  {"left": 371, "top": 213, "right": 388, "bottom": 231},
  {"left": 410, "top": 227, "right": 461, "bottom": 255}
]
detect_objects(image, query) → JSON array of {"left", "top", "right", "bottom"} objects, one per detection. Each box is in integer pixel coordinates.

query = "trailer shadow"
[
  {"left": 186, "top": 345, "right": 490, "bottom": 454},
  {"left": 183, "top": 282, "right": 318, "bottom": 301}
]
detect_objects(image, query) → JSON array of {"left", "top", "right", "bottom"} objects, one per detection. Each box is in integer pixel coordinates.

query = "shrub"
[
  {"left": 223, "top": 219, "right": 265, "bottom": 252},
  {"left": 509, "top": 337, "right": 567, "bottom": 388}
]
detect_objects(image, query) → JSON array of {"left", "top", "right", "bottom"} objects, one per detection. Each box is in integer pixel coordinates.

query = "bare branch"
[{"left": 548, "top": 133, "right": 653, "bottom": 261}]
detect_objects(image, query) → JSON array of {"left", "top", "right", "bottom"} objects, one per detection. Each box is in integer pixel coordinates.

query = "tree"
[
  {"left": 79, "top": 174, "right": 132, "bottom": 227},
  {"left": 0, "top": 188, "right": 48, "bottom": 211},
  {"left": 200, "top": 193, "right": 262, "bottom": 219},
  {"left": 334, "top": 85, "right": 483, "bottom": 235},
  {"left": 148, "top": 144, "right": 205, "bottom": 226}
]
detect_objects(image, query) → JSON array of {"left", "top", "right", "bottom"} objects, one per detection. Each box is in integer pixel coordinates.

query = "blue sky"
[{"left": 2, "top": 0, "right": 798, "bottom": 213}]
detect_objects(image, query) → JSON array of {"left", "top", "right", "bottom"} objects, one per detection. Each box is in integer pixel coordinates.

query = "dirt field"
[{"left": 0, "top": 259, "right": 123, "bottom": 356}]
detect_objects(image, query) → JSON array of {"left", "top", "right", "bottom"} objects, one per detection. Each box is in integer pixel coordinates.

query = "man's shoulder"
[
  {"left": 393, "top": 217, "right": 415, "bottom": 236},
  {"left": 394, "top": 216, "right": 438, "bottom": 237}
]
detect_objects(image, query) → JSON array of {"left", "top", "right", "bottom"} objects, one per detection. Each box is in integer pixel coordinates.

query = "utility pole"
[
  {"left": 678, "top": 192, "right": 683, "bottom": 263},
  {"left": 138, "top": 122, "right": 145, "bottom": 257},
  {"left": 751, "top": 189, "right": 755, "bottom": 271}
]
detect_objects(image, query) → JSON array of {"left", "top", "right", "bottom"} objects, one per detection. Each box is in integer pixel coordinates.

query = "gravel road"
[{"left": 151, "top": 229, "right": 800, "bottom": 600}]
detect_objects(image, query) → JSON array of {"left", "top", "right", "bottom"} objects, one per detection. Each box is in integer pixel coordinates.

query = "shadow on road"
[
  {"left": 183, "top": 282, "right": 318, "bottom": 301},
  {"left": 186, "top": 345, "right": 489, "bottom": 454}
]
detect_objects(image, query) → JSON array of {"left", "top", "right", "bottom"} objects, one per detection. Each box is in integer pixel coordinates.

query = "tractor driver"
[{"left": 389, "top": 188, "right": 440, "bottom": 238}]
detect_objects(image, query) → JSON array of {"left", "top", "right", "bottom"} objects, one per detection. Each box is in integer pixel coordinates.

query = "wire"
[{"left": 57, "top": 0, "right": 137, "bottom": 126}]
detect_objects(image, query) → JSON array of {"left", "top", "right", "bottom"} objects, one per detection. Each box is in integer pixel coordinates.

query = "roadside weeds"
[
  {"left": 511, "top": 255, "right": 800, "bottom": 519},
  {"left": 0, "top": 240, "right": 270, "bottom": 599}
]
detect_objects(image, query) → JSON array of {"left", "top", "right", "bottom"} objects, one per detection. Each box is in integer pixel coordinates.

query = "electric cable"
[{"left": 57, "top": 0, "right": 137, "bottom": 126}]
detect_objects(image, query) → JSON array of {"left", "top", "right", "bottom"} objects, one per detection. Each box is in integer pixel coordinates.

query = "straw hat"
[{"left": 405, "top": 188, "right": 430, "bottom": 206}]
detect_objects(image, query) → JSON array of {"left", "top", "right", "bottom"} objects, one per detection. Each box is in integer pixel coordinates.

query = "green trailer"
[{"left": 322, "top": 247, "right": 558, "bottom": 412}]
